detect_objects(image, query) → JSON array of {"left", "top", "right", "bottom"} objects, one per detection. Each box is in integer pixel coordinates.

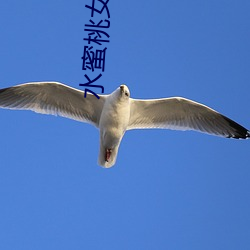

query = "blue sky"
[{"left": 0, "top": 1, "right": 249, "bottom": 249}]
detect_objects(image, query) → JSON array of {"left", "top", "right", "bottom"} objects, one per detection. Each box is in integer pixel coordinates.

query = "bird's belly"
[
  {"left": 99, "top": 110, "right": 128, "bottom": 147},
  {"left": 102, "top": 128, "right": 122, "bottom": 147},
  {"left": 101, "top": 118, "right": 126, "bottom": 146}
]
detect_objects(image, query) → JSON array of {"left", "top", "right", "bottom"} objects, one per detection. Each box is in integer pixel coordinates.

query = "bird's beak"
[{"left": 120, "top": 85, "right": 124, "bottom": 93}]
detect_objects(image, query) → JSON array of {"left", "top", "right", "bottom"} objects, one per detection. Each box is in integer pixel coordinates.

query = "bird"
[{"left": 0, "top": 82, "right": 249, "bottom": 168}]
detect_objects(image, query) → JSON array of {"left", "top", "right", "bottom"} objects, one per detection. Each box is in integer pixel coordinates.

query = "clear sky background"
[{"left": 0, "top": 1, "right": 249, "bottom": 249}]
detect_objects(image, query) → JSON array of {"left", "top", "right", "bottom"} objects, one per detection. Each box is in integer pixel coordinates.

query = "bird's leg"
[{"left": 105, "top": 149, "right": 112, "bottom": 162}]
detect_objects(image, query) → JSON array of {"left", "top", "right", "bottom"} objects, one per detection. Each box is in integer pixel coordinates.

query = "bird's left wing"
[
  {"left": 128, "top": 97, "right": 249, "bottom": 139},
  {"left": 0, "top": 82, "right": 106, "bottom": 127}
]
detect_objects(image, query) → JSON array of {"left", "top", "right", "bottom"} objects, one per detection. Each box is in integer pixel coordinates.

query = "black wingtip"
[
  {"left": 222, "top": 115, "right": 250, "bottom": 139},
  {"left": 247, "top": 131, "right": 250, "bottom": 138}
]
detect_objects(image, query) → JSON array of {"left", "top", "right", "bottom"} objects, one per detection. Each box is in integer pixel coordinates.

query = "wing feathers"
[
  {"left": 0, "top": 82, "right": 106, "bottom": 127},
  {"left": 128, "top": 97, "right": 249, "bottom": 139}
]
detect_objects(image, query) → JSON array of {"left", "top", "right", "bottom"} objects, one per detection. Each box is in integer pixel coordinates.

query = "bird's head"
[
  {"left": 110, "top": 84, "right": 130, "bottom": 103},
  {"left": 119, "top": 84, "right": 130, "bottom": 98}
]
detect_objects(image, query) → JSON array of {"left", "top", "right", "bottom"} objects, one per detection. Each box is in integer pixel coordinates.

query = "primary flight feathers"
[{"left": 0, "top": 82, "right": 249, "bottom": 167}]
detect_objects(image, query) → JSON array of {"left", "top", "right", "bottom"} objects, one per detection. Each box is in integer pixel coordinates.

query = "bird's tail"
[{"left": 98, "top": 144, "right": 119, "bottom": 168}]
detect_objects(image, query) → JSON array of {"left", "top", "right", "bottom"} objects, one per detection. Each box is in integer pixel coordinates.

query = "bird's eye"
[{"left": 125, "top": 92, "right": 129, "bottom": 97}]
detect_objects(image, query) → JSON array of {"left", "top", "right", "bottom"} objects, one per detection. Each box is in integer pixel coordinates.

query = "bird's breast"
[{"left": 99, "top": 98, "right": 130, "bottom": 140}]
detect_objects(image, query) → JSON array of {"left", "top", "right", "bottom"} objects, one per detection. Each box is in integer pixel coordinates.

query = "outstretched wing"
[
  {"left": 128, "top": 97, "right": 249, "bottom": 139},
  {"left": 0, "top": 82, "right": 106, "bottom": 127}
]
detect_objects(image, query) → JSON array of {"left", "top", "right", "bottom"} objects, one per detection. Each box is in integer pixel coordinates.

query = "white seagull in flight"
[{"left": 0, "top": 82, "right": 249, "bottom": 168}]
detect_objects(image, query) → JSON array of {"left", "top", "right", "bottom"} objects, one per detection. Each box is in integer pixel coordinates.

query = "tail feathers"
[{"left": 98, "top": 145, "right": 119, "bottom": 168}]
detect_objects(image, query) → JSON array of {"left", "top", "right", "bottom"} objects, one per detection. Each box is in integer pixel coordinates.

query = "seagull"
[{"left": 0, "top": 82, "right": 249, "bottom": 168}]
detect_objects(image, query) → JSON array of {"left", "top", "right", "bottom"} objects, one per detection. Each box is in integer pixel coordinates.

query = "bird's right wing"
[
  {"left": 128, "top": 97, "right": 249, "bottom": 139},
  {"left": 0, "top": 82, "right": 106, "bottom": 127}
]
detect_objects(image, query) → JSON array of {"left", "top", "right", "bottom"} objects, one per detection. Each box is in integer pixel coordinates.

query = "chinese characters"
[{"left": 79, "top": 0, "right": 110, "bottom": 99}]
